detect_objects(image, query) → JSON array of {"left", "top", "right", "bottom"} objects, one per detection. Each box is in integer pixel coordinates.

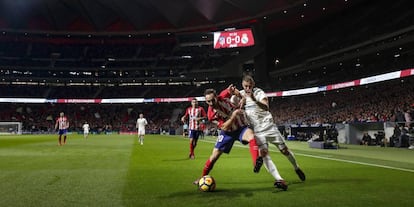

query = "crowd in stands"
[
  {"left": 0, "top": 76, "right": 412, "bottom": 137},
  {"left": 271, "top": 76, "right": 414, "bottom": 126},
  {"left": 0, "top": 1, "right": 413, "bottom": 141},
  {"left": 0, "top": 102, "right": 183, "bottom": 135}
]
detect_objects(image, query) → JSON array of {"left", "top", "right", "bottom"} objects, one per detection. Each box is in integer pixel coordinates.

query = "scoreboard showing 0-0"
[{"left": 213, "top": 28, "right": 255, "bottom": 49}]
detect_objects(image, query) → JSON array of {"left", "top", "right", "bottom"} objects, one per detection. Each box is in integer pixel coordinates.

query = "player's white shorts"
[
  {"left": 138, "top": 128, "right": 146, "bottom": 135},
  {"left": 83, "top": 130, "right": 89, "bottom": 134},
  {"left": 254, "top": 124, "right": 286, "bottom": 150}
]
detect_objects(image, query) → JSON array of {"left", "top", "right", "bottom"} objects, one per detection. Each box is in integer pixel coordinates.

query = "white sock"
[
  {"left": 263, "top": 155, "right": 283, "bottom": 181},
  {"left": 275, "top": 143, "right": 300, "bottom": 170},
  {"left": 285, "top": 150, "right": 299, "bottom": 170}
]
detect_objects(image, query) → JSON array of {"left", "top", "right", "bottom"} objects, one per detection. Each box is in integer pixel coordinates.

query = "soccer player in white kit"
[
  {"left": 238, "top": 75, "right": 306, "bottom": 190},
  {"left": 82, "top": 121, "right": 90, "bottom": 139},
  {"left": 136, "top": 113, "right": 148, "bottom": 145}
]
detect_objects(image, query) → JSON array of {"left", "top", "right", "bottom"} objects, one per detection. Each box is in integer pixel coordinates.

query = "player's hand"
[
  {"left": 239, "top": 97, "right": 246, "bottom": 109},
  {"left": 231, "top": 109, "right": 243, "bottom": 117},
  {"left": 227, "top": 84, "right": 237, "bottom": 94}
]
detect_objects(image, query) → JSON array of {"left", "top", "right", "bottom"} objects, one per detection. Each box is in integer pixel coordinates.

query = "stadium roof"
[{"left": 0, "top": 0, "right": 365, "bottom": 35}]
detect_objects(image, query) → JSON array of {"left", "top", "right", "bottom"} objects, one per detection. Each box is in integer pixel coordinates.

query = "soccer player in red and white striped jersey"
[
  {"left": 193, "top": 84, "right": 261, "bottom": 184},
  {"left": 181, "top": 98, "right": 207, "bottom": 159},
  {"left": 55, "top": 112, "right": 69, "bottom": 146}
]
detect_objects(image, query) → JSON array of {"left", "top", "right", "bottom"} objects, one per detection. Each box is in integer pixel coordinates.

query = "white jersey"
[
  {"left": 136, "top": 118, "right": 148, "bottom": 135},
  {"left": 82, "top": 123, "right": 90, "bottom": 134},
  {"left": 240, "top": 88, "right": 285, "bottom": 145}
]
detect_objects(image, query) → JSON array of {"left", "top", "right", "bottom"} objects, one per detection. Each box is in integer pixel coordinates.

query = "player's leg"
[
  {"left": 189, "top": 137, "right": 195, "bottom": 159},
  {"left": 58, "top": 134, "right": 62, "bottom": 146},
  {"left": 190, "top": 130, "right": 200, "bottom": 159},
  {"left": 272, "top": 130, "right": 297, "bottom": 169},
  {"left": 202, "top": 131, "right": 236, "bottom": 176},
  {"left": 194, "top": 131, "right": 234, "bottom": 184},
  {"left": 188, "top": 130, "right": 194, "bottom": 158},
  {"left": 274, "top": 142, "right": 306, "bottom": 181},
  {"left": 63, "top": 130, "right": 67, "bottom": 145},
  {"left": 256, "top": 136, "right": 284, "bottom": 178},
  {"left": 257, "top": 140, "right": 287, "bottom": 190},
  {"left": 193, "top": 148, "right": 223, "bottom": 185},
  {"left": 202, "top": 148, "right": 223, "bottom": 176},
  {"left": 193, "top": 130, "right": 200, "bottom": 149},
  {"left": 268, "top": 128, "right": 306, "bottom": 181},
  {"left": 138, "top": 129, "right": 142, "bottom": 144},
  {"left": 240, "top": 128, "right": 261, "bottom": 172}
]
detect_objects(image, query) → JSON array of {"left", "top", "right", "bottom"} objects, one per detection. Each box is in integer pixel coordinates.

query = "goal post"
[{"left": 0, "top": 122, "right": 23, "bottom": 135}]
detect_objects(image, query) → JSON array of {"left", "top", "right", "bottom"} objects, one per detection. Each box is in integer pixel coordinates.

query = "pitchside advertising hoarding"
[
  {"left": 213, "top": 28, "right": 255, "bottom": 49},
  {"left": 0, "top": 68, "right": 413, "bottom": 103}
]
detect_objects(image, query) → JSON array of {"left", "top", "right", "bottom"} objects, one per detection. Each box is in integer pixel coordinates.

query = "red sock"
[
  {"left": 202, "top": 159, "right": 214, "bottom": 176},
  {"left": 249, "top": 138, "right": 259, "bottom": 166},
  {"left": 192, "top": 140, "right": 197, "bottom": 151},
  {"left": 189, "top": 142, "right": 194, "bottom": 155}
]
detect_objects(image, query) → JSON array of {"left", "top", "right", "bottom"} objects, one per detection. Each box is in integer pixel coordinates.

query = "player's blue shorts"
[
  {"left": 214, "top": 126, "right": 249, "bottom": 154},
  {"left": 58, "top": 129, "right": 67, "bottom": 135},
  {"left": 188, "top": 130, "right": 201, "bottom": 139}
]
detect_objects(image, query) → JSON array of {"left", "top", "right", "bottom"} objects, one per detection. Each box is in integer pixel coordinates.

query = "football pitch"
[{"left": 0, "top": 134, "right": 413, "bottom": 207}]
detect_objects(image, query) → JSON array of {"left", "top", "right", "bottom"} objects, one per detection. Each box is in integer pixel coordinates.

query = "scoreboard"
[{"left": 213, "top": 28, "right": 255, "bottom": 49}]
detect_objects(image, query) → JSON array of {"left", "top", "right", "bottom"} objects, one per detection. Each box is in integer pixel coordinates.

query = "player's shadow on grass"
[
  {"left": 161, "top": 180, "right": 299, "bottom": 201},
  {"left": 161, "top": 156, "right": 210, "bottom": 162},
  {"left": 162, "top": 158, "right": 193, "bottom": 162},
  {"left": 161, "top": 186, "right": 285, "bottom": 200}
]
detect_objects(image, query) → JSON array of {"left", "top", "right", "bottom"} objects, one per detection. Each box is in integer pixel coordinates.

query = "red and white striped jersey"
[
  {"left": 207, "top": 89, "right": 248, "bottom": 131},
  {"left": 56, "top": 116, "right": 69, "bottom": 130},
  {"left": 183, "top": 106, "right": 206, "bottom": 130}
]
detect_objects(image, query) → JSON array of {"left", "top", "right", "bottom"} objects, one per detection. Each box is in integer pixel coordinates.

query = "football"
[
  {"left": 198, "top": 175, "right": 216, "bottom": 192},
  {"left": 230, "top": 95, "right": 241, "bottom": 107}
]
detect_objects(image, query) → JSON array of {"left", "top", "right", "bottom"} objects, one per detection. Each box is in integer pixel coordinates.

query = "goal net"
[{"left": 0, "top": 122, "right": 22, "bottom": 135}]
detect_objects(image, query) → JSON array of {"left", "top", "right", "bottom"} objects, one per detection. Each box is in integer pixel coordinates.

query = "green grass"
[{"left": 0, "top": 134, "right": 413, "bottom": 207}]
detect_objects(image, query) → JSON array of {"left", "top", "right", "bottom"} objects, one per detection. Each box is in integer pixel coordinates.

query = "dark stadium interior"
[{"left": 0, "top": 0, "right": 413, "bottom": 142}]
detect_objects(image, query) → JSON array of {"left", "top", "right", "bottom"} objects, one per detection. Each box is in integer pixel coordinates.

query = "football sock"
[
  {"left": 190, "top": 142, "right": 194, "bottom": 155},
  {"left": 192, "top": 140, "right": 197, "bottom": 151},
  {"left": 285, "top": 150, "right": 299, "bottom": 169},
  {"left": 263, "top": 155, "right": 283, "bottom": 181},
  {"left": 58, "top": 136, "right": 62, "bottom": 145},
  {"left": 63, "top": 136, "right": 67, "bottom": 143},
  {"left": 202, "top": 159, "right": 215, "bottom": 176},
  {"left": 249, "top": 139, "right": 259, "bottom": 166}
]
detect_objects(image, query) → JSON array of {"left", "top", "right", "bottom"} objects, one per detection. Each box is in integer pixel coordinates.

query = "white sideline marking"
[
  {"left": 294, "top": 153, "right": 414, "bottom": 173},
  {"left": 198, "top": 138, "right": 414, "bottom": 173}
]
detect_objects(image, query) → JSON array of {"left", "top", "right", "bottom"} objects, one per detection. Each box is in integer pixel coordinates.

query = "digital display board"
[{"left": 213, "top": 28, "right": 255, "bottom": 49}]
